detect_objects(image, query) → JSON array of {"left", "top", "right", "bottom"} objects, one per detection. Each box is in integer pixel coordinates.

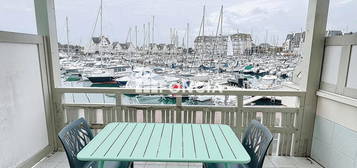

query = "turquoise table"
[{"left": 77, "top": 123, "right": 250, "bottom": 168}]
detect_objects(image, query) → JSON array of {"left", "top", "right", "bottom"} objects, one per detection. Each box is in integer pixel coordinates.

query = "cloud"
[
  {"left": 202, "top": 0, "right": 306, "bottom": 44},
  {"left": 206, "top": 0, "right": 287, "bottom": 32},
  {"left": 336, "top": 0, "right": 353, "bottom": 5}
]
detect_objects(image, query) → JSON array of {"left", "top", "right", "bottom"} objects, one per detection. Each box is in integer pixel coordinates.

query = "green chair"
[
  {"left": 204, "top": 120, "right": 273, "bottom": 168},
  {"left": 58, "top": 118, "right": 133, "bottom": 168}
]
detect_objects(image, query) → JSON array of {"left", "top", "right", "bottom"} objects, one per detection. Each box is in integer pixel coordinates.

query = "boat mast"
[
  {"left": 202, "top": 5, "right": 206, "bottom": 59},
  {"left": 126, "top": 27, "right": 132, "bottom": 43},
  {"left": 219, "top": 5, "right": 223, "bottom": 58},
  {"left": 66, "top": 16, "right": 70, "bottom": 57},
  {"left": 187, "top": 23, "right": 189, "bottom": 50},
  {"left": 219, "top": 5, "right": 224, "bottom": 73},
  {"left": 152, "top": 16, "right": 155, "bottom": 44},
  {"left": 100, "top": 0, "right": 103, "bottom": 37},
  {"left": 135, "top": 25, "right": 138, "bottom": 47},
  {"left": 148, "top": 22, "right": 151, "bottom": 46},
  {"left": 100, "top": 0, "right": 103, "bottom": 69},
  {"left": 143, "top": 24, "right": 146, "bottom": 49}
]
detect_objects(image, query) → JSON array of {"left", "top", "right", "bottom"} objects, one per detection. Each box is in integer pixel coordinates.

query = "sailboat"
[
  {"left": 227, "top": 35, "right": 233, "bottom": 56},
  {"left": 87, "top": 0, "right": 116, "bottom": 84}
]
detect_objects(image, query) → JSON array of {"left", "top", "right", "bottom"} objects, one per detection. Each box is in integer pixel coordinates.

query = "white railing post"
[
  {"left": 54, "top": 92, "right": 65, "bottom": 150},
  {"left": 116, "top": 93, "right": 123, "bottom": 122},
  {"left": 236, "top": 94, "right": 244, "bottom": 135},
  {"left": 176, "top": 95, "right": 182, "bottom": 123},
  {"left": 296, "top": 0, "right": 330, "bottom": 156}
]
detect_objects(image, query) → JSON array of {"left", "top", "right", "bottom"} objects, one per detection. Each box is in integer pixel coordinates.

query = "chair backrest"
[
  {"left": 242, "top": 120, "right": 273, "bottom": 168},
  {"left": 58, "top": 118, "right": 94, "bottom": 168}
]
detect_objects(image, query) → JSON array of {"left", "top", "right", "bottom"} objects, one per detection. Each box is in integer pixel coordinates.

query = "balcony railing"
[{"left": 54, "top": 87, "right": 305, "bottom": 157}]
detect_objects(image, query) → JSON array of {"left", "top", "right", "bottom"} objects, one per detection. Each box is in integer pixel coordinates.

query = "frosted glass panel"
[
  {"left": 0, "top": 42, "right": 48, "bottom": 168},
  {"left": 321, "top": 46, "right": 342, "bottom": 85},
  {"left": 347, "top": 45, "right": 357, "bottom": 89}
]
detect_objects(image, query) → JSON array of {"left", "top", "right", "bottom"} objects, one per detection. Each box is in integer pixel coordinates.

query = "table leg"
[{"left": 98, "top": 161, "right": 104, "bottom": 168}]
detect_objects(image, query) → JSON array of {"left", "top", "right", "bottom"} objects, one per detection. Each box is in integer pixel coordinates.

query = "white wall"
[
  {"left": 316, "top": 96, "right": 357, "bottom": 131},
  {"left": 321, "top": 46, "right": 342, "bottom": 85},
  {"left": 0, "top": 42, "right": 49, "bottom": 168},
  {"left": 347, "top": 45, "right": 357, "bottom": 89},
  {"left": 312, "top": 96, "right": 357, "bottom": 168}
]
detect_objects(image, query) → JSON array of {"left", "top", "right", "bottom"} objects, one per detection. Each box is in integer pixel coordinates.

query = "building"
[
  {"left": 326, "top": 30, "right": 343, "bottom": 37},
  {"left": 194, "top": 33, "right": 253, "bottom": 56},
  {"left": 230, "top": 33, "right": 253, "bottom": 55},
  {"left": 148, "top": 43, "right": 160, "bottom": 54},
  {"left": 283, "top": 32, "right": 306, "bottom": 55},
  {"left": 112, "top": 42, "right": 136, "bottom": 54},
  {"left": 194, "top": 35, "right": 228, "bottom": 56},
  {"left": 284, "top": 30, "right": 342, "bottom": 55},
  {"left": 84, "top": 36, "right": 111, "bottom": 54}
]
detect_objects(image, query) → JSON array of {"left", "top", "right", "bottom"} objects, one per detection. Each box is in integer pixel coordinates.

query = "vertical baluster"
[
  {"left": 170, "top": 110, "right": 175, "bottom": 123},
  {"left": 123, "top": 108, "right": 128, "bottom": 122},
  {"left": 84, "top": 108, "right": 97, "bottom": 124},
  {"left": 149, "top": 108, "right": 155, "bottom": 123},
  {"left": 183, "top": 110, "right": 188, "bottom": 123},
  {"left": 242, "top": 111, "right": 248, "bottom": 128},
  {"left": 176, "top": 95, "right": 182, "bottom": 123},
  {"left": 129, "top": 108, "right": 134, "bottom": 122},
  {"left": 266, "top": 112, "right": 274, "bottom": 155},
  {"left": 133, "top": 109, "right": 137, "bottom": 122},
  {"left": 224, "top": 111, "right": 228, "bottom": 125},
  {"left": 115, "top": 93, "right": 123, "bottom": 122},
  {"left": 202, "top": 110, "right": 207, "bottom": 124},
  {"left": 176, "top": 110, "right": 182, "bottom": 123},
  {"left": 192, "top": 111, "right": 196, "bottom": 123},
  {"left": 207, "top": 110, "right": 212, "bottom": 123},
  {"left": 281, "top": 112, "right": 289, "bottom": 156},
  {"left": 152, "top": 109, "right": 156, "bottom": 123},
  {"left": 224, "top": 111, "right": 230, "bottom": 125},
  {"left": 188, "top": 110, "right": 192, "bottom": 123},
  {"left": 229, "top": 112, "right": 234, "bottom": 127},
  {"left": 104, "top": 108, "right": 116, "bottom": 124},
  {"left": 294, "top": 96, "right": 305, "bottom": 156},
  {"left": 235, "top": 111, "right": 243, "bottom": 139},
  {"left": 237, "top": 95, "right": 244, "bottom": 136},
  {"left": 221, "top": 111, "right": 225, "bottom": 124},
  {"left": 249, "top": 111, "right": 257, "bottom": 123},
  {"left": 147, "top": 109, "right": 151, "bottom": 123},
  {"left": 166, "top": 110, "right": 171, "bottom": 123},
  {"left": 284, "top": 112, "right": 294, "bottom": 156},
  {"left": 66, "top": 107, "right": 79, "bottom": 123},
  {"left": 278, "top": 118, "right": 285, "bottom": 156},
  {"left": 143, "top": 109, "right": 147, "bottom": 123},
  {"left": 211, "top": 111, "right": 216, "bottom": 124},
  {"left": 161, "top": 110, "right": 165, "bottom": 123},
  {"left": 116, "top": 108, "right": 123, "bottom": 122}
]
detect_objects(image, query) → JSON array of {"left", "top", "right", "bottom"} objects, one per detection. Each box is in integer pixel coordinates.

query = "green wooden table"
[{"left": 77, "top": 123, "right": 250, "bottom": 168}]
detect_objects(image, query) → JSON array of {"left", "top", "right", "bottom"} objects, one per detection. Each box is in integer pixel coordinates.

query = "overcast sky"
[{"left": 0, "top": 0, "right": 356, "bottom": 46}]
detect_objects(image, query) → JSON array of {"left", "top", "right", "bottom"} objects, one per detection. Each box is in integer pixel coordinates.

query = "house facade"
[
  {"left": 84, "top": 36, "right": 112, "bottom": 54},
  {"left": 194, "top": 33, "right": 253, "bottom": 56}
]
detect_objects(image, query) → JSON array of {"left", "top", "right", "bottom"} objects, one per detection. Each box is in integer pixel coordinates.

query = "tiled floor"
[{"left": 32, "top": 152, "right": 324, "bottom": 168}]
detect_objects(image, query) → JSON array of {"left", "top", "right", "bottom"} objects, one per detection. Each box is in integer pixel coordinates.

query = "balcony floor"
[{"left": 32, "top": 152, "right": 323, "bottom": 168}]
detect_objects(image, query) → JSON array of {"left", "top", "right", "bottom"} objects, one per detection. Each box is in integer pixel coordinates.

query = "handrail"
[
  {"left": 55, "top": 87, "right": 305, "bottom": 96},
  {"left": 54, "top": 87, "right": 306, "bottom": 156}
]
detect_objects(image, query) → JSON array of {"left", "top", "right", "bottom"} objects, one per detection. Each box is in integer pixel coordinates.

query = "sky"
[{"left": 0, "top": 0, "right": 356, "bottom": 47}]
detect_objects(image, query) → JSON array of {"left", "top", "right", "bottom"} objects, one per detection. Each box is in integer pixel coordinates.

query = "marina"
[{"left": 59, "top": 3, "right": 303, "bottom": 106}]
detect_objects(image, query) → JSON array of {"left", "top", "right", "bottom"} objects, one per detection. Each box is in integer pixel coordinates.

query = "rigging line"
[
  {"left": 192, "top": 5, "right": 206, "bottom": 72},
  {"left": 90, "top": 4, "right": 102, "bottom": 39}
]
